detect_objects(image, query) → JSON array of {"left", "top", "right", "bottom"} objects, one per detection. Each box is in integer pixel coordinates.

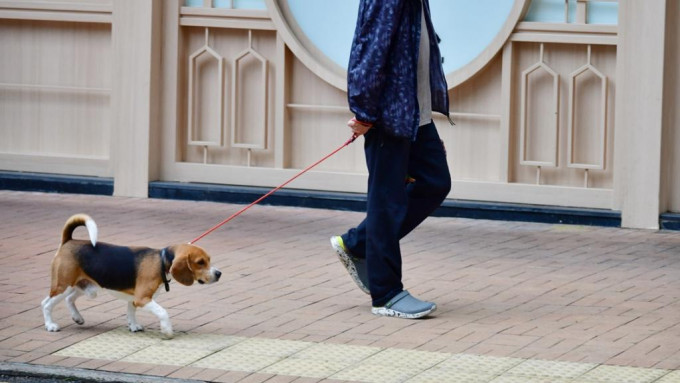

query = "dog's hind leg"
[
  {"left": 127, "top": 302, "right": 144, "bottom": 332},
  {"left": 65, "top": 288, "right": 85, "bottom": 325},
  {"left": 42, "top": 286, "right": 73, "bottom": 332}
]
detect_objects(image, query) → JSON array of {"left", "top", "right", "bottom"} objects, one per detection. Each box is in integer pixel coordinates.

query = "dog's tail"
[{"left": 61, "top": 214, "right": 98, "bottom": 247}]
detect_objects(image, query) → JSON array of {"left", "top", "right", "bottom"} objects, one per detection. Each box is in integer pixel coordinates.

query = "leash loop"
[{"left": 189, "top": 134, "right": 357, "bottom": 244}]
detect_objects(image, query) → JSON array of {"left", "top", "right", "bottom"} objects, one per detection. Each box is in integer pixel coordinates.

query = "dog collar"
[{"left": 160, "top": 248, "right": 174, "bottom": 292}]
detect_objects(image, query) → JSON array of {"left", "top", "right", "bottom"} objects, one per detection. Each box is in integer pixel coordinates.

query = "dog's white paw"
[
  {"left": 72, "top": 315, "right": 85, "bottom": 325},
  {"left": 160, "top": 324, "right": 174, "bottom": 339},
  {"left": 45, "top": 322, "right": 60, "bottom": 332},
  {"left": 128, "top": 323, "right": 144, "bottom": 332}
]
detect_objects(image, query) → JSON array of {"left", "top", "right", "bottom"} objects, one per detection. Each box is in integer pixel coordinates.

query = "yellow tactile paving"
[
  {"left": 121, "top": 345, "right": 214, "bottom": 366},
  {"left": 505, "top": 359, "right": 598, "bottom": 379},
  {"left": 156, "top": 333, "right": 246, "bottom": 351},
  {"left": 406, "top": 369, "right": 496, "bottom": 383},
  {"left": 224, "top": 337, "right": 312, "bottom": 357},
  {"left": 439, "top": 353, "right": 524, "bottom": 375},
  {"left": 291, "top": 342, "right": 382, "bottom": 363},
  {"left": 489, "top": 377, "right": 575, "bottom": 383},
  {"left": 330, "top": 363, "right": 420, "bottom": 383},
  {"left": 261, "top": 357, "right": 352, "bottom": 379},
  {"left": 581, "top": 365, "right": 670, "bottom": 383},
  {"left": 358, "top": 348, "right": 450, "bottom": 369},
  {"left": 54, "top": 328, "right": 160, "bottom": 360},
  {"left": 51, "top": 327, "right": 676, "bottom": 383},
  {"left": 191, "top": 350, "right": 280, "bottom": 372},
  {"left": 658, "top": 371, "right": 680, "bottom": 383}
]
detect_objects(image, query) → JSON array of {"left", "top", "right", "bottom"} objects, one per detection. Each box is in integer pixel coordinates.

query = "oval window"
[{"left": 268, "top": 0, "right": 529, "bottom": 90}]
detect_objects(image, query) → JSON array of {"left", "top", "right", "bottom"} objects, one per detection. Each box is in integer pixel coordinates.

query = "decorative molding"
[
  {"left": 567, "top": 45, "right": 608, "bottom": 186},
  {"left": 181, "top": 7, "right": 268, "bottom": 19},
  {"left": 286, "top": 104, "right": 500, "bottom": 120},
  {"left": 187, "top": 28, "right": 225, "bottom": 149},
  {"left": 0, "top": 82, "right": 110, "bottom": 95},
  {"left": 231, "top": 29, "right": 269, "bottom": 151},
  {"left": 513, "top": 22, "right": 618, "bottom": 46},
  {"left": 0, "top": 1, "right": 112, "bottom": 13},
  {"left": 0, "top": 1, "right": 112, "bottom": 23},
  {"left": 180, "top": 6, "right": 274, "bottom": 30},
  {"left": 515, "top": 22, "right": 617, "bottom": 34},
  {"left": 519, "top": 43, "right": 560, "bottom": 172},
  {"left": 0, "top": 152, "right": 111, "bottom": 177},
  {"left": 511, "top": 32, "right": 617, "bottom": 45}
]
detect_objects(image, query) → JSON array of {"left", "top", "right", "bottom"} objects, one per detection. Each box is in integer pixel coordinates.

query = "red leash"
[{"left": 189, "top": 134, "right": 358, "bottom": 244}]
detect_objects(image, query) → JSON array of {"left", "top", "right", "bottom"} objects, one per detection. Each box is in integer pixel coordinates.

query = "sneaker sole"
[
  {"left": 371, "top": 304, "right": 436, "bottom": 319},
  {"left": 330, "top": 237, "right": 370, "bottom": 294}
]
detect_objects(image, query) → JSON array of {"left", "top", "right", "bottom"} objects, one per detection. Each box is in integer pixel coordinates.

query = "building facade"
[{"left": 0, "top": 0, "right": 678, "bottom": 229}]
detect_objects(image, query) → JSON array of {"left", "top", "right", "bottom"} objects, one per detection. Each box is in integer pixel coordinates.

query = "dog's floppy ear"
[{"left": 170, "top": 250, "right": 194, "bottom": 286}]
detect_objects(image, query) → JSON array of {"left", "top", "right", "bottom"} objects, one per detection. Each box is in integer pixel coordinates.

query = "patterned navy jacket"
[{"left": 347, "top": 0, "right": 450, "bottom": 140}]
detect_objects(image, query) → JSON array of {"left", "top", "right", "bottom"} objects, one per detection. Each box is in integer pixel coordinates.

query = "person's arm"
[{"left": 347, "top": 0, "right": 406, "bottom": 127}]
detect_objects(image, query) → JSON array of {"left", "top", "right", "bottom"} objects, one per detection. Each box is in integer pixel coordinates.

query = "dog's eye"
[{"left": 196, "top": 259, "right": 206, "bottom": 266}]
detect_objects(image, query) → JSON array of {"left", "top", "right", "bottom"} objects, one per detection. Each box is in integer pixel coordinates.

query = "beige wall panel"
[
  {"left": 39, "top": 0, "right": 112, "bottom": 4},
  {"left": 0, "top": 19, "right": 111, "bottom": 160},
  {"left": 439, "top": 115, "right": 501, "bottom": 182},
  {"left": 180, "top": 27, "right": 277, "bottom": 168},
  {"left": 447, "top": 55, "right": 503, "bottom": 181},
  {"left": 663, "top": 0, "right": 680, "bottom": 213},
  {"left": 288, "top": 109, "right": 361, "bottom": 173},
  {"left": 287, "top": 56, "right": 365, "bottom": 173},
  {"left": 511, "top": 42, "right": 616, "bottom": 189}
]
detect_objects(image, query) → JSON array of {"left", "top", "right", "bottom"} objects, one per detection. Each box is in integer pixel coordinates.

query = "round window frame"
[{"left": 266, "top": 0, "right": 530, "bottom": 91}]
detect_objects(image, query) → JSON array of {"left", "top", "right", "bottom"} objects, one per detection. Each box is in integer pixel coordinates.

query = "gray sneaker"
[
  {"left": 330, "top": 236, "right": 370, "bottom": 294},
  {"left": 372, "top": 290, "right": 436, "bottom": 319}
]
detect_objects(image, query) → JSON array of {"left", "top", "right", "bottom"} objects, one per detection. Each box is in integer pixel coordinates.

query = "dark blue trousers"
[{"left": 341, "top": 122, "right": 451, "bottom": 307}]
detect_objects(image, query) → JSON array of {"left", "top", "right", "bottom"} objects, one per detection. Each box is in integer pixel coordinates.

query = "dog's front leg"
[
  {"left": 127, "top": 302, "right": 144, "bottom": 332},
  {"left": 139, "top": 300, "right": 172, "bottom": 338}
]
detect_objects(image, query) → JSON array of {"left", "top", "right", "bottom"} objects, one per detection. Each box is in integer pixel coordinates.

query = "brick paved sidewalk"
[{"left": 0, "top": 190, "right": 679, "bottom": 382}]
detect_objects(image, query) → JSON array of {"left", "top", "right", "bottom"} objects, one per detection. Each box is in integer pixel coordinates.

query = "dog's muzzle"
[{"left": 199, "top": 268, "right": 221, "bottom": 284}]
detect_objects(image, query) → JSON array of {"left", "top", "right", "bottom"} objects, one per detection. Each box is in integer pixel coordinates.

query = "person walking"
[{"left": 331, "top": 0, "right": 452, "bottom": 319}]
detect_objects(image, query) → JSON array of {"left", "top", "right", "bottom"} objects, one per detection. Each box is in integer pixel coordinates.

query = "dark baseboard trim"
[
  {"left": 436, "top": 200, "right": 621, "bottom": 227},
  {"left": 0, "top": 171, "right": 113, "bottom": 195},
  {"left": 5, "top": 174, "right": 677, "bottom": 230},
  {"left": 149, "top": 181, "right": 366, "bottom": 212},
  {"left": 660, "top": 213, "right": 680, "bottom": 231},
  {"left": 149, "top": 181, "right": 624, "bottom": 228}
]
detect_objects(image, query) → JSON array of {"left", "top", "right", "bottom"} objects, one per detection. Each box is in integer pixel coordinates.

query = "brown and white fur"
[{"left": 41, "top": 214, "right": 221, "bottom": 338}]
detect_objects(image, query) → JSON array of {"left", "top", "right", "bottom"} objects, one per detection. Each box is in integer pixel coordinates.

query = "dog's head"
[{"left": 169, "top": 244, "right": 221, "bottom": 286}]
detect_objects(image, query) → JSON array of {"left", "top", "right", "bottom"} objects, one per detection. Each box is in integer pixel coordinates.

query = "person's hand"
[{"left": 347, "top": 117, "right": 373, "bottom": 136}]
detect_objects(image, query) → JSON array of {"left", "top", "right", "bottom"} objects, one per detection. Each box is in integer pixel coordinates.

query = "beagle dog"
[{"left": 41, "top": 214, "right": 221, "bottom": 338}]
